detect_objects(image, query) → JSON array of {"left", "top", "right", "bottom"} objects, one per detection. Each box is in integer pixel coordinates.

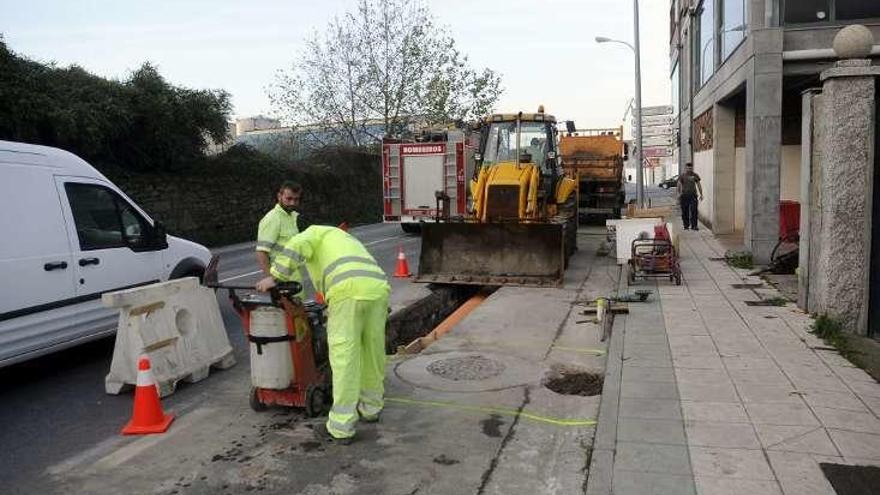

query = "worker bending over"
[{"left": 256, "top": 226, "right": 389, "bottom": 444}]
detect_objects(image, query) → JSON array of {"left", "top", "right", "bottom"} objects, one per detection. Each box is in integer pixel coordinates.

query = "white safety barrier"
[
  {"left": 607, "top": 217, "right": 666, "bottom": 263},
  {"left": 103, "top": 277, "right": 236, "bottom": 397}
]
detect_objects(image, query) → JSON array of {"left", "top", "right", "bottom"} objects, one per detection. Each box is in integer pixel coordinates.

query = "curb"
[{"left": 585, "top": 266, "right": 628, "bottom": 495}]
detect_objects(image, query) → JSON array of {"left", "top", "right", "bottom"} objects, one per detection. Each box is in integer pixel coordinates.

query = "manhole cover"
[
  {"left": 544, "top": 367, "right": 603, "bottom": 396},
  {"left": 820, "top": 463, "right": 880, "bottom": 495},
  {"left": 427, "top": 355, "right": 506, "bottom": 381}
]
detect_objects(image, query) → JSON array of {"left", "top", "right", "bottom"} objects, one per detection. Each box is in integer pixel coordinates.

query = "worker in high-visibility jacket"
[
  {"left": 255, "top": 226, "right": 390, "bottom": 443},
  {"left": 255, "top": 181, "right": 305, "bottom": 292}
]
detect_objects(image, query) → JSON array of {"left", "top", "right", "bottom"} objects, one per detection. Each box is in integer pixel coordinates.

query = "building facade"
[{"left": 670, "top": 0, "right": 880, "bottom": 261}]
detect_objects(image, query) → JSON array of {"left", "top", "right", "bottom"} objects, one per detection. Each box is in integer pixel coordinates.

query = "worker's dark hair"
[
  {"left": 685, "top": 162, "right": 694, "bottom": 167},
  {"left": 278, "top": 181, "right": 302, "bottom": 194}
]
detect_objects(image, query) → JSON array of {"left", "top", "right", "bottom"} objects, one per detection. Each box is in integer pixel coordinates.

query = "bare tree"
[{"left": 269, "top": 0, "right": 502, "bottom": 147}]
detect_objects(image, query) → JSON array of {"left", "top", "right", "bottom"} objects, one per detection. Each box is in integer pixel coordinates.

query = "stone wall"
[{"left": 101, "top": 148, "right": 382, "bottom": 247}]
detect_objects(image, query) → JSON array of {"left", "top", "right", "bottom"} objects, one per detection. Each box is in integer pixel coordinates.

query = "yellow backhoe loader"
[{"left": 417, "top": 107, "right": 578, "bottom": 287}]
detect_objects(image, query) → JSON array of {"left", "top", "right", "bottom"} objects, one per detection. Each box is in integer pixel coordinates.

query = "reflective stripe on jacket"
[{"left": 270, "top": 226, "right": 389, "bottom": 302}]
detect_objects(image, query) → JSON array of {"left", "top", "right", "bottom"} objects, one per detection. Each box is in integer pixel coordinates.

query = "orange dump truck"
[{"left": 559, "top": 127, "right": 627, "bottom": 219}]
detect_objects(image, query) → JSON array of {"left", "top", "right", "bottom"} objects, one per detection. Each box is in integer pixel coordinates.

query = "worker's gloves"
[{"left": 256, "top": 276, "right": 277, "bottom": 292}]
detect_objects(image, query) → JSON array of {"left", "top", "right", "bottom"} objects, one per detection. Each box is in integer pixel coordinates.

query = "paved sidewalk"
[{"left": 589, "top": 227, "right": 880, "bottom": 495}]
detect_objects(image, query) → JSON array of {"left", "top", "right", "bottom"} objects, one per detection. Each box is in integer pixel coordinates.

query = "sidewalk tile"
[
  {"left": 755, "top": 425, "right": 840, "bottom": 456},
  {"left": 829, "top": 366, "right": 878, "bottom": 383},
  {"left": 622, "top": 381, "right": 680, "bottom": 400},
  {"left": 678, "top": 382, "right": 739, "bottom": 403},
  {"left": 728, "top": 368, "right": 790, "bottom": 387},
  {"left": 864, "top": 396, "right": 880, "bottom": 416},
  {"left": 690, "top": 447, "right": 775, "bottom": 480},
  {"left": 682, "top": 401, "right": 750, "bottom": 423},
  {"left": 826, "top": 429, "right": 880, "bottom": 459},
  {"left": 673, "top": 356, "right": 724, "bottom": 369},
  {"left": 625, "top": 342, "right": 673, "bottom": 359},
  {"left": 814, "top": 350, "right": 858, "bottom": 369},
  {"left": 766, "top": 451, "right": 838, "bottom": 495},
  {"left": 721, "top": 357, "right": 777, "bottom": 370},
  {"left": 849, "top": 379, "right": 880, "bottom": 399},
  {"left": 612, "top": 471, "right": 696, "bottom": 495},
  {"left": 694, "top": 477, "right": 782, "bottom": 495},
  {"left": 801, "top": 390, "right": 869, "bottom": 413},
  {"left": 615, "top": 442, "right": 692, "bottom": 475},
  {"left": 676, "top": 368, "right": 730, "bottom": 384},
  {"left": 624, "top": 355, "right": 674, "bottom": 368},
  {"left": 736, "top": 384, "right": 801, "bottom": 404},
  {"left": 618, "top": 418, "right": 687, "bottom": 445},
  {"left": 668, "top": 336, "right": 718, "bottom": 357},
  {"left": 619, "top": 398, "right": 683, "bottom": 420},
  {"left": 812, "top": 407, "right": 880, "bottom": 434},
  {"left": 743, "top": 402, "right": 819, "bottom": 426},
  {"left": 685, "top": 422, "right": 761, "bottom": 449},
  {"left": 622, "top": 366, "right": 677, "bottom": 384}
]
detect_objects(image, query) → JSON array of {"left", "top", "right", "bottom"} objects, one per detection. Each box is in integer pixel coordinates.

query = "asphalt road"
[{"left": 0, "top": 222, "right": 420, "bottom": 493}]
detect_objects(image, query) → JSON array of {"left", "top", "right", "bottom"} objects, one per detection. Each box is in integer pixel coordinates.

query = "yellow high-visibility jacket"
[{"left": 270, "top": 226, "right": 389, "bottom": 303}]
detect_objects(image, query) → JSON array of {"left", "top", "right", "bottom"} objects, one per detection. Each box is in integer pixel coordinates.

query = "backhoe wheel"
[
  {"left": 305, "top": 384, "right": 328, "bottom": 417},
  {"left": 249, "top": 387, "right": 267, "bottom": 412}
]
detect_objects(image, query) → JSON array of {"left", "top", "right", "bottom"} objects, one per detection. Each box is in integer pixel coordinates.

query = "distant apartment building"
[{"left": 669, "top": 0, "right": 880, "bottom": 261}]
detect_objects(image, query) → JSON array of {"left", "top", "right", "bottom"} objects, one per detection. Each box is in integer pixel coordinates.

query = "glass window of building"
[
  {"left": 698, "top": 0, "right": 715, "bottom": 86},
  {"left": 784, "top": 0, "right": 830, "bottom": 23},
  {"left": 721, "top": 0, "right": 746, "bottom": 60},
  {"left": 835, "top": 1, "right": 880, "bottom": 20},
  {"left": 671, "top": 61, "right": 680, "bottom": 118}
]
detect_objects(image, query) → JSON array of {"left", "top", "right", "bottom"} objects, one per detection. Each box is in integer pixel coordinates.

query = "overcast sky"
[{"left": 1, "top": 0, "right": 672, "bottom": 130}]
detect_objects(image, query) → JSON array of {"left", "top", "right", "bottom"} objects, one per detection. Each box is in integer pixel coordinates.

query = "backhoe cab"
[{"left": 417, "top": 108, "right": 578, "bottom": 287}]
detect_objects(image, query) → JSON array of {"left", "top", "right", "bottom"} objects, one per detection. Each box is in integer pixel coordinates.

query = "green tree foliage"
[
  {"left": 0, "top": 38, "right": 231, "bottom": 171},
  {"left": 268, "top": 0, "right": 502, "bottom": 147}
]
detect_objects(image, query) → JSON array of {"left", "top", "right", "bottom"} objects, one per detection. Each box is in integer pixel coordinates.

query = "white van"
[{"left": 0, "top": 140, "right": 212, "bottom": 367}]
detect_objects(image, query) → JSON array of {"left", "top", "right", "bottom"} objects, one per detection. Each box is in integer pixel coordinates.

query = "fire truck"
[{"left": 381, "top": 129, "right": 475, "bottom": 233}]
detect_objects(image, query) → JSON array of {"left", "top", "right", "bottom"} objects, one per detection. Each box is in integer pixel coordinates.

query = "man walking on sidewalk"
[
  {"left": 256, "top": 226, "right": 390, "bottom": 445},
  {"left": 677, "top": 162, "right": 703, "bottom": 230}
]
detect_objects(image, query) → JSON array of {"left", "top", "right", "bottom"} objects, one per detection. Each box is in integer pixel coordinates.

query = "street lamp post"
[{"left": 596, "top": 0, "right": 644, "bottom": 208}]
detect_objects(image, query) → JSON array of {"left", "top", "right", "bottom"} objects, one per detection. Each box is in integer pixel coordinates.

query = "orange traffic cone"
[
  {"left": 315, "top": 291, "right": 325, "bottom": 304},
  {"left": 122, "top": 356, "right": 174, "bottom": 435},
  {"left": 393, "top": 245, "right": 412, "bottom": 278}
]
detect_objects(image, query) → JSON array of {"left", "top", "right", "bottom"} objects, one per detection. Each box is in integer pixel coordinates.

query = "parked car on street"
[
  {"left": 0, "top": 140, "right": 212, "bottom": 367},
  {"left": 659, "top": 175, "right": 679, "bottom": 189}
]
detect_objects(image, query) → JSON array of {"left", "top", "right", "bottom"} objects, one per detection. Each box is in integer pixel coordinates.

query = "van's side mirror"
[
  {"left": 152, "top": 221, "right": 169, "bottom": 249},
  {"left": 623, "top": 143, "right": 630, "bottom": 160}
]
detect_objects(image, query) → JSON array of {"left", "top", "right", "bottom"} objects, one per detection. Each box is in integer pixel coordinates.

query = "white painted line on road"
[
  {"left": 219, "top": 269, "right": 263, "bottom": 283},
  {"left": 93, "top": 408, "right": 217, "bottom": 470},
  {"left": 364, "top": 235, "right": 408, "bottom": 246}
]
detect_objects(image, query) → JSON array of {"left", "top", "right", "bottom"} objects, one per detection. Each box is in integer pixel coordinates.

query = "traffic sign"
[
  {"left": 633, "top": 114, "right": 675, "bottom": 127},
  {"left": 640, "top": 105, "right": 673, "bottom": 117},
  {"left": 643, "top": 146, "right": 673, "bottom": 158},
  {"left": 638, "top": 126, "right": 674, "bottom": 137},
  {"left": 640, "top": 135, "right": 675, "bottom": 147}
]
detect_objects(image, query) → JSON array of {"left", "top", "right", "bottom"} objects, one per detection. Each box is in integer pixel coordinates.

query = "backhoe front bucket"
[{"left": 417, "top": 222, "right": 566, "bottom": 287}]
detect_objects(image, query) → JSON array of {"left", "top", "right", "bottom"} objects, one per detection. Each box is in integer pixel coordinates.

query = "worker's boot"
[
  {"left": 359, "top": 412, "right": 381, "bottom": 423},
  {"left": 316, "top": 424, "right": 354, "bottom": 445}
]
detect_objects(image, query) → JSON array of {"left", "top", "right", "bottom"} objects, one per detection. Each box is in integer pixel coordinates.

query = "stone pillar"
[
  {"left": 797, "top": 89, "right": 821, "bottom": 310},
  {"left": 744, "top": 29, "right": 783, "bottom": 263},
  {"left": 811, "top": 25, "right": 879, "bottom": 335},
  {"left": 713, "top": 103, "right": 736, "bottom": 234}
]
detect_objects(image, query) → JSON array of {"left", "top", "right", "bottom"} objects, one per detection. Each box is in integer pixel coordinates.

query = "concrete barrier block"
[{"left": 103, "top": 277, "right": 236, "bottom": 397}]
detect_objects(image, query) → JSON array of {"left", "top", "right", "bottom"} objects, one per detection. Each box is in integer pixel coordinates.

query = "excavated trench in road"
[{"left": 385, "top": 285, "right": 493, "bottom": 354}]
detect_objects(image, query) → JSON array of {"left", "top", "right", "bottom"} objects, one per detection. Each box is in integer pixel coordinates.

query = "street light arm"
[{"left": 595, "top": 37, "right": 636, "bottom": 53}]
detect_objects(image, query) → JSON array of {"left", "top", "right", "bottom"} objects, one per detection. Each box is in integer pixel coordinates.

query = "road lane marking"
[
  {"left": 93, "top": 408, "right": 217, "bottom": 470},
  {"left": 219, "top": 269, "right": 263, "bottom": 283},
  {"left": 363, "top": 235, "right": 408, "bottom": 246}
]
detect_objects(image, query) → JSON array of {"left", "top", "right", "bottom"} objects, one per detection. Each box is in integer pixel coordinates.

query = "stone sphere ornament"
[{"left": 833, "top": 24, "right": 874, "bottom": 59}]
